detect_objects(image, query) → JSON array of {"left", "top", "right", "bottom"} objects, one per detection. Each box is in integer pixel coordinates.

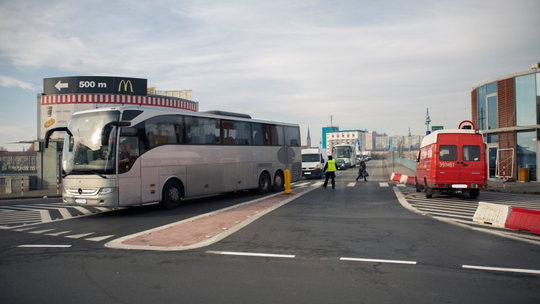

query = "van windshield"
[{"left": 302, "top": 154, "right": 320, "bottom": 162}]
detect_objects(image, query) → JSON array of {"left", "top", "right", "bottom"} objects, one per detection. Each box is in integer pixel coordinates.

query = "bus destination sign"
[{"left": 43, "top": 76, "right": 148, "bottom": 96}]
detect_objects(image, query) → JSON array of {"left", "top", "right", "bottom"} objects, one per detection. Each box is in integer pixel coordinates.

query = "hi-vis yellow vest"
[{"left": 326, "top": 160, "right": 337, "bottom": 172}]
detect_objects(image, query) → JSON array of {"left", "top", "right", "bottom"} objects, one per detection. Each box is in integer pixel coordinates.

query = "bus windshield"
[
  {"left": 63, "top": 111, "right": 120, "bottom": 175},
  {"left": 335, "top": 146, "right": 352, "bottom": 158}
]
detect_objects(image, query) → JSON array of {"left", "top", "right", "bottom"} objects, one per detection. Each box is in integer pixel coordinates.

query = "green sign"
[{"left": 432, "top": 126, "right": 444, "bottom": 131}]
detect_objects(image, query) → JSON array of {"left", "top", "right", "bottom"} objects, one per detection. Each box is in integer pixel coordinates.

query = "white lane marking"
[
  {"left": 57, "top": 208, "right": 74, "bottom": 219},
  {"left": 397, "top": 184, "right": 406, "bottom": 187},
  {"left": 17, "top": 245, "right": 72, "bottom": 248},
  {"left": 65, "top": 232, "right": 95, "bottom": 239},
  {"left": 72, "top": 207, "right": 94, "bottom": 215},
  {"left": 46, "top": 231, "right": 72, "bottom": 236},
  {"left": 39, "top": 210, "right": 52, "bottom": 223},
  {"left": 380, "top": 183, "right": 389, "bottom": 187},
  {"left": 340, "top": 257, "right": 417, "bottom": 265},
  {"left": 207, "top": 251, "right": 296, "bottom": 259},
  {"left": 85, "top": 235, "right": 116, "bottom": 242},
  {"left": 12, "top": 227, "right": 37, "bottom": 232},
  {"left": 462, "top": 265, "right": 540, "bottom": 275},
  {"left": 29, "top": 229, "right": 56, "bottom": 234},
  {"left": 347, "top": 182, "right": 356, "bottom": 187}
]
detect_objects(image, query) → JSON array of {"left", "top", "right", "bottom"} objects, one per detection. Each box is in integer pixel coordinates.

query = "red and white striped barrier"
[
  {"left": 391, "top": 173, "right": 402, "bottom": 182},
  {"left": 390, "top": 173, "right": 416, "bottom": 185}
]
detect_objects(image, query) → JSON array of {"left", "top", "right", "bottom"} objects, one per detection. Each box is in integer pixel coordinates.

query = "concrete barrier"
[
  {"left": 473, "top": 202, "right": 511, "bottom": 228},
  {"left": 506, "top": 207, "right": 540, "bottom": 235}
]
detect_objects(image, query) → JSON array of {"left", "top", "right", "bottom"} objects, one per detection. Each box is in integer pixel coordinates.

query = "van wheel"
[
  {"left": 257, "top": 172, "right": 271, "bottom": 194},
  {"left": 425, "top": 186, "right": 434, "bottom": 198},
  {"left": 470, "top": 189, "right": 479, "bottom": 199},
  {"left": 272, "top": 171, "right": 284, "bottom": 192},
  {"left": 160, "top": 180, "right": 182, "bottom": 210},
  {"left": 415, "top": 177, "right": 423, "bottom": 192}
]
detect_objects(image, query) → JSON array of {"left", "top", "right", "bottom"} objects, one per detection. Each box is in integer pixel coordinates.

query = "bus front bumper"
[{"left": 63, "top": 187, "right": 119, "bottom": 208}]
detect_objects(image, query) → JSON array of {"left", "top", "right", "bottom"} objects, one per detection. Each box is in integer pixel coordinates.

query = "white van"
[{"left": 301, "top": 148, "right": 327, "bottom": 179}]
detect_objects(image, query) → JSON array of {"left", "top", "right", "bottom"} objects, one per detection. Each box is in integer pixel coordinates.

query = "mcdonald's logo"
[{"left": 118, "top": 80, "right": 133, "bottom": 93}]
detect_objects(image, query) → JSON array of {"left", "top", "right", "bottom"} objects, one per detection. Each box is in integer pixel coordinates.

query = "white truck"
[{"left": 301, "top": 148, "right": 327, "bottom": 179}]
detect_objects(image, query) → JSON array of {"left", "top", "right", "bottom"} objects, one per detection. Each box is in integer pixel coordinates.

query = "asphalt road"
[{"left": 1, "top": 160, "right": 539, "bottom": 303}]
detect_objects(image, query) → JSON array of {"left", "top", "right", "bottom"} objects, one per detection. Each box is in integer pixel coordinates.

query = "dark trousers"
[{"left": 323, "top": 171, "right": 336, "bottom": 188}]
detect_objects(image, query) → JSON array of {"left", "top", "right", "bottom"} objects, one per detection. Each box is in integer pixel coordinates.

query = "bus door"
[{"left": 117, "top": 138, "right": 142, "bottom": 206}]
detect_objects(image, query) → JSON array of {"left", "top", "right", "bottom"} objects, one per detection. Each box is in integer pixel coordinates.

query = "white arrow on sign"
[{"left": 55, "top": 80, "right": 69, "bottom": 91}]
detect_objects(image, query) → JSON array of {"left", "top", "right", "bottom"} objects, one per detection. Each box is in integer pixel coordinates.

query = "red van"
[{"left": 415, "top": 125, "right": 487, "bottom": 199}]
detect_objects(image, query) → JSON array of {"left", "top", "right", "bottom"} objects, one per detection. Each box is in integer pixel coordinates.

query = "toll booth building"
[
  {"left": 4, "top": 76, "right": 198, "bottom": 191},
  {"left": 471, "top": 63, "right": 540, "bottom": 182}
]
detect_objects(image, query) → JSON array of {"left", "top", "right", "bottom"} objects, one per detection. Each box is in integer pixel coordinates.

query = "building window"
[
  {"left": 487, "top": 133, "right": 498, "bottom": 143},
  {"left": 515, "top": 74, "right": 536, "bottom": 126},
  {"left": 477, "top": 85, "right": 486, "bottom": 130},
  {"left": 516, "top": 131, "right": 537, "bottom": 181},
  {"left": 488, "top": 96, "right": 498, "bottom": 129},
  {"left": 537, "top": 73, "right": 540, "bottom": 125}
]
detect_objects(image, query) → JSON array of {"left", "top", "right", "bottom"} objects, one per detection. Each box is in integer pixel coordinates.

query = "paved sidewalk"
[
  {"left": 385, "top": 161, "right": 540, "bottom": 195},
  {"left": 0, "top": 189, "right": 62, "bottom": 201}
]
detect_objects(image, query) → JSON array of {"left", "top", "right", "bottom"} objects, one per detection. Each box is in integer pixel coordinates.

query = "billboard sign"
[{"left": 43, "top": 76, "right": 147, "bottom": 96}]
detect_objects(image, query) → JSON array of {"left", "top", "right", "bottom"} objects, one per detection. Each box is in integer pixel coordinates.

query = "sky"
[{"left": 1, "top": 0, "right": 539, "bottom": 151}]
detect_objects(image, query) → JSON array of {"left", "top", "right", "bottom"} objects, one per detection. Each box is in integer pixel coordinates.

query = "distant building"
[
  {"left": 322, "top": 126, "right": 339, "bottom": 149},
  {"left": 325, "top": 130, "right": 365, "bottom": 156}
]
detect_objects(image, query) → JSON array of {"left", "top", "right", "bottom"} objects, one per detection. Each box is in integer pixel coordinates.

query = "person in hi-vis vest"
[{"left": 323, "top": 155, "right": 337, "bottom": 189}]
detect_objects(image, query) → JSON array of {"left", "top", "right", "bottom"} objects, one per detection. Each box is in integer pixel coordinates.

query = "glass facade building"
[{"left": 472, "top": 64, "right": 540, "bottom": 182}]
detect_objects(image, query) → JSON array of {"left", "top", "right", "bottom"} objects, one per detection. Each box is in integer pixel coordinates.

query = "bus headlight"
[{"left": 98, "top": 187, "right": 117, "bottom": 194}]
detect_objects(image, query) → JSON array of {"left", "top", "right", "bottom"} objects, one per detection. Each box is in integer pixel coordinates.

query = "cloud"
[
  {"left": 0, "top": 0, "right": 538, "bottom": 146},
  {"left": 0, "top": 75, "right": 36, "bottom": 90}
]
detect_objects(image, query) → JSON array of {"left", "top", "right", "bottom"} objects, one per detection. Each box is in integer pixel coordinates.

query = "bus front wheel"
[
  {"left": 258, "top": 172, "right": 271, "bottom": 194},
  {"left": 160, "top": 180, "right": 183, "bottom": 210}
]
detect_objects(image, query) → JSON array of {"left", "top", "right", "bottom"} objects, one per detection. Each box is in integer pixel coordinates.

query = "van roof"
[{"left": 420, "top": 129, "right": 479, "bottom": 148}]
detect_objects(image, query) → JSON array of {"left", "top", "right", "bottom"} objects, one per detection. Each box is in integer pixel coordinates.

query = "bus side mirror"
[
  {"left": 101, "top": 121, "right": 131, "bottom": 146},
  {"left": 45, "top": 127, "right": 73, "bottom": 149}
]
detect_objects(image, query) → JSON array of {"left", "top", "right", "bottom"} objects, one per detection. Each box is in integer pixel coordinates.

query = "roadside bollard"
[{"left": 284, "top": 169, "right": 292, "bottom": 194}]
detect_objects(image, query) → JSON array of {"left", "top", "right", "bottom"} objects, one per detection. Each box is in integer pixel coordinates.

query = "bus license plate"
[{"left": 75, "top": 199, "right": 87, "bottom": 204}]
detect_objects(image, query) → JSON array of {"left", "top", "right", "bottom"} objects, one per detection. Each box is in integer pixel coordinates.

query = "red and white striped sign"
[{"left": 41, "top": 94, "right": 198, "bottom": 112}]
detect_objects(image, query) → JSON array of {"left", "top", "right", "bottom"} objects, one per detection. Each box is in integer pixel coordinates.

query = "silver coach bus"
[{"left": 45, "top": 106, "right": 301, "bottom": 209}]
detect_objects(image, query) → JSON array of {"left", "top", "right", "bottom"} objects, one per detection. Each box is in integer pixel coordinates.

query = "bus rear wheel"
[
  {"left": 257, "top": 172, "right": 271, "bottom": 194},
  {"left": 160, "top": 180, "right": 182, "bottom": 210},
  {"left": 272, "top": 171, "right": 284, "bottom": 192}
]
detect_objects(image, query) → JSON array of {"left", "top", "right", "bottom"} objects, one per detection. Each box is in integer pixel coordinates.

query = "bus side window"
[
  {"left": 252, "top": 123, "right": 264, "bottom": 145},
  {"left": 222, "top": 120, "right": 237, "bottom": 145},
  {"left": 235, "top": 121, "right": 252, "bottom": 145},
  {"left": 284, "top": 126, "right": 300, "bottom": 146}
]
